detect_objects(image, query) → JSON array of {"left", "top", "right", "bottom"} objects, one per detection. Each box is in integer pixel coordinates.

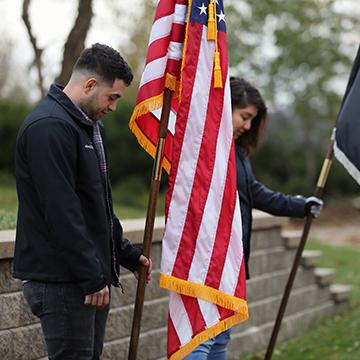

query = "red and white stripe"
[
  {"left": 130, "top": 0, "right": 187, "bottom": 171},
  {"left": 160, "top": 8, "right": 247, "bottom": 358},
  {"left": 138, "top": 0, "right": 187, "bottom": 97}
]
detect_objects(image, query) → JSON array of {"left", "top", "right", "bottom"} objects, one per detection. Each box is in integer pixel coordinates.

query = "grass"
[
  {"left": 0, "top": 185, "right": 18, "bottom": 230},
  {"left": 243, "top": 240, "right": 360, "bottom": 360}
]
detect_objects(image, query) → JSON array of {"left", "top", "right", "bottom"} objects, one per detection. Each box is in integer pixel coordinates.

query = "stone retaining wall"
[{"left": 0, "top": 212, "right": 351, "bottom": 359}]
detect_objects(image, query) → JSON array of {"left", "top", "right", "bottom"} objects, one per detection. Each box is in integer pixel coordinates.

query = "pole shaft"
[
  {"left": 128, "top": 89, "right": 173, "bottom": 360},
  {"left": 264, "top": 141, "right": 334, "bottom": 360}
]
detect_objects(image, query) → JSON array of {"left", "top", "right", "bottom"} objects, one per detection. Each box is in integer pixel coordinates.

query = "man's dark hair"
[
  {"left": 230, "top": 76, "right": 268, "bottom": 155},
  {"left": 73, "top": 43, "right": 133, "bottom": 86}
]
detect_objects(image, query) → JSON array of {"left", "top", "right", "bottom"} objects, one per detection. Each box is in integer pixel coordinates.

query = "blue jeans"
[
  {"left": 23, "top": 281, "right": 109, "bottom": 360},
  {"left": 184, "top": 329, "right": 232, "bottom": 360}
]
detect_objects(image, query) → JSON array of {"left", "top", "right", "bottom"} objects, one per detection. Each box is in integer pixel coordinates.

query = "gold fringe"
[
  {"left": 160, "top": 274, "right": 248, "bottom": 313},
  {"left": 169, "top": 309, "right": 248, "bottom": 359},
  {"left": 129, "top": 95, "right": 171, "bottom": 173},
  {"left": 207, "top": 2, "right": 216, "bottom": 41},
  {"left": 130, "top": 94, "right": 164, "bottom": 121},
  {"left": 165, "top": 73, "right": 177, "bottom": 92},
  {"left": 214, "top": 51, "right": 223, "bottom": 88},
  {"left": 129, "top": 120, "right": 171, "bottom": 173}
]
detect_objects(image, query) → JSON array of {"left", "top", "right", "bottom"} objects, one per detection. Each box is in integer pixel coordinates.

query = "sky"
[{"left": 0, "top": 0, "right": 144, "bottom": 99}]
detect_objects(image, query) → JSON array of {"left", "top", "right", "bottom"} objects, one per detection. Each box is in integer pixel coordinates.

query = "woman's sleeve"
[{"left": 248, "top": 160, "right": 306, "bottom": 218}]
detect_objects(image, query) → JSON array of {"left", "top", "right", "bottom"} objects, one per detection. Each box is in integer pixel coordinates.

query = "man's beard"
[{"left": 79, "top": 95, "right": 102, "bottom": 121}]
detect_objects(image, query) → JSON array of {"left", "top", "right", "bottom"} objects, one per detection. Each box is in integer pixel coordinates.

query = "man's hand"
[
  {"left": 134, "top": 255, "right": 152, "bottom": 284},
  {"left": 84, "top": 285, "right": 110, "bottom": 308}
]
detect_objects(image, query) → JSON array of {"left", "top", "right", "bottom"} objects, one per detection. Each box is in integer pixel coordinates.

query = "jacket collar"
[
  {"left": 47, "top": 84, "right": 104, "bottom": 128},
  {"left": 235, "top": 144, "right": 247, "bottom": 159}
]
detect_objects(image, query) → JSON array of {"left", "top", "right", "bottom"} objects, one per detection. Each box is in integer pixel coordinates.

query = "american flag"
[
  {"left": 129, "top": 0, "right": 187, "bottom": 173},
  {"left": 334, "top": 44, "right": 360, "bottom": 185},
  {"left": 130, "top": 1, "right": 248, "bottom": 358}
]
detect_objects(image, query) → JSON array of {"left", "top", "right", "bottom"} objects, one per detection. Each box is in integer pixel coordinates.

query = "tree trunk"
[
  {"left": 22, "top": 0, "right": 45, "bottom": 97},
  {"left": 56, "top": 0, "right": 93, "bottom": 86}
]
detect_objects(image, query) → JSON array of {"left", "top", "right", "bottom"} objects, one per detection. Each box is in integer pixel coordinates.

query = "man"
[{"left": 13, "top": 43, "right": 152, "bottom": 359}]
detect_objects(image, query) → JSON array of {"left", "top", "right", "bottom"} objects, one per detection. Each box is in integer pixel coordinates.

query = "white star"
[
  {"left": 217, "top": 10, "right": 226, "bottom": 23},
  {"left": 197, "top": 3, "right": 207, "bottom": 16}
]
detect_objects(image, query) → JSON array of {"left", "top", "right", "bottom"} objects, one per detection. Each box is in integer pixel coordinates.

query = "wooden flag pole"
[
  {"left": 264, "top": 138, "right": 334, "bottom": 360},
  {"left": 128, "top": 88, "right": 173, "bottom": 360}
]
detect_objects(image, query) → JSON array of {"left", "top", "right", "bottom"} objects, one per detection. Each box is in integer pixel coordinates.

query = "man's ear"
[{"left": 84, "top": 78, "right": 97, "bottom": 94}]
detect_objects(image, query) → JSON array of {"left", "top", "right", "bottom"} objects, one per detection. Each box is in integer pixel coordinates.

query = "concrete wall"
[{"left": 0, "top": 212, "right": 351, "bottom": 359}]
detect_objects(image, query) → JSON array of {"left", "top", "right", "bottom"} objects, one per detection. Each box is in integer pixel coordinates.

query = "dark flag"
[{"left": 334, "top": 45, "right": 360, "bottom": 184}]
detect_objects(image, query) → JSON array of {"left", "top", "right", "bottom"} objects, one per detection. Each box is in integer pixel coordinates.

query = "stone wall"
[{"left": 0, "top": 212, "right": 351, "bottom": 359}]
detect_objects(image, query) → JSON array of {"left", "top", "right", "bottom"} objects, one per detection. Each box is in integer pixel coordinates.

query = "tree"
[
  {"left": 113, "top": 0, "right": 156, "bottom": 98},
  {"left": 22, "top": 0, "right": 46, "bottom": 97},
  {"left": 0, "top": 39, "right": 13, "bottom": 96},
  {"left": 225, "top": 0, "right": 358, "bottom": 189},
  {"left": 22, "top": 0, "right": 93, "bottom": 95},
  {"left": 56, "top": 0, "right": 93, "bottom": 85}
]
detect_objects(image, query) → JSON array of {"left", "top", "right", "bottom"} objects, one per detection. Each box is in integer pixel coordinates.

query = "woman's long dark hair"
[{"left": 230, "top": 77, "right": 267, "bottom": 155}]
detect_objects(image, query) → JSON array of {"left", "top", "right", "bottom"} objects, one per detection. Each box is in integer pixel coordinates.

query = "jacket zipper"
[
  {"left": 81, "top": 120, "right": 124, "bottom": 292},
  {"left": 104, "top": 171, "right": 124, "bottom": 293},
  {"left": 88, "top": 124, "right": 124, "bottom": 293}
]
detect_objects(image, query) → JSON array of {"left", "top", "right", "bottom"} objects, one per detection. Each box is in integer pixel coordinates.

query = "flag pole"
[
  {"left": 128, "top": 88, "right": 173, "bottom": 360},
  {"left": 264, "top": 138, "right": 334, "bottom": 360}
]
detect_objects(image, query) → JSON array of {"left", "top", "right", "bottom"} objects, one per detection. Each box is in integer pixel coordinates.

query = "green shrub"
[
  {"left": 0, "top": 100, "right": 31, "bottom": 174},
  {"left": 0, "top": 97, "right": 357, "bottom": 198}
]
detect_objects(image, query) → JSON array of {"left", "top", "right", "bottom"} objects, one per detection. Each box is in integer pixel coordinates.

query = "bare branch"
[
  {"left": 56, "top": 0, "right": 93, "bottom": 86},
  {"left": 22, "top": 0, "right": 45, "bottom": 97}
]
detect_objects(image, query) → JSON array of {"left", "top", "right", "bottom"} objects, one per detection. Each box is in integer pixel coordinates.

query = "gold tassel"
[
  {"left": 207, "top": 2, "right": 216, "bottom": 40},
  {"left": 214, "top": 51, "right": 223, "bottom": 88}
]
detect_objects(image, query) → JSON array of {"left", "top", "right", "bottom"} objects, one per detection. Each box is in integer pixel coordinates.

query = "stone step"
[
  {"left": 113, "top": 269, "right": 168, "bottom": 308},
  {"left": 249, "top": 247, "right": 296, "bottom": 277},
  {"left": 228, "top": 300, "right": 348, "bottom": 357},
  {"left": 301, "top": 250, "right": 322, "bottom": 268},
  {"left": 0, "top": 231, "right": 15, "bottom": 260},
  {"left": 0, "top": 324, "right": 46, "bottom": 360},
  {"left": 246, "top": 267, "right": 316, "bottom": 303},
  {"left": 0, "top": 291, "right": 38, "bottom": 331},
  {"left": 103, "top": 326, "right": 168, "bottom": 360},
  {"left": 282, "top": 230, "right": 302, "bottom": 249},
  {"left": 238, "top": 285, "right": 332, "bottom": 332},
  {"left": 119, "top": 266, "right": 317, "bottom": 310},
  {"left": 106, "top": 297, "right": 168, "bottom": 342},
  {"left": 122, "top": 217, "right": 165, "bottom": 247},
  {"left": 0, "top": 265, "right": 316, "bottom": 331},
  {"left": 0, "top": 299, "right": 169, "bottom": 360},
  {"left": 250, "top": 227, "right": 284, "bottom": 251},
  {"left": 330, "top": 284, "right": 353, "bottom": 303},
  {"left": 0, "top": 260, "right": 22, "bottom": 294},
  {"left": 110, "top": 284, "right": 332, "bottom": 343},
  {"left": 106, "top": 300, "right": 348, "bottom": 360},
  {"left": 314, "top": 268, "right": 336, "bottom": 287}
]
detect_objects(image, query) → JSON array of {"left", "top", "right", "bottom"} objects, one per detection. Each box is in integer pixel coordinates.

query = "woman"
[{"left": 185, "top": 77, "right": 323, "bottom": 359}]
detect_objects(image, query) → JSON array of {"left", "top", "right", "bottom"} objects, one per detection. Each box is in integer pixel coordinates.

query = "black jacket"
[
  {"left": 13, "top": 85, "right": 141, "bottom": 295},
  {"left": 235, "top": 145, "right": 306, "bottom": 279}
]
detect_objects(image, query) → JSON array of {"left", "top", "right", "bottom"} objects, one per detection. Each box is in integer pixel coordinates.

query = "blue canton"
[{"left": 190, "top": 0, "right": 226, "bottom": 33}]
